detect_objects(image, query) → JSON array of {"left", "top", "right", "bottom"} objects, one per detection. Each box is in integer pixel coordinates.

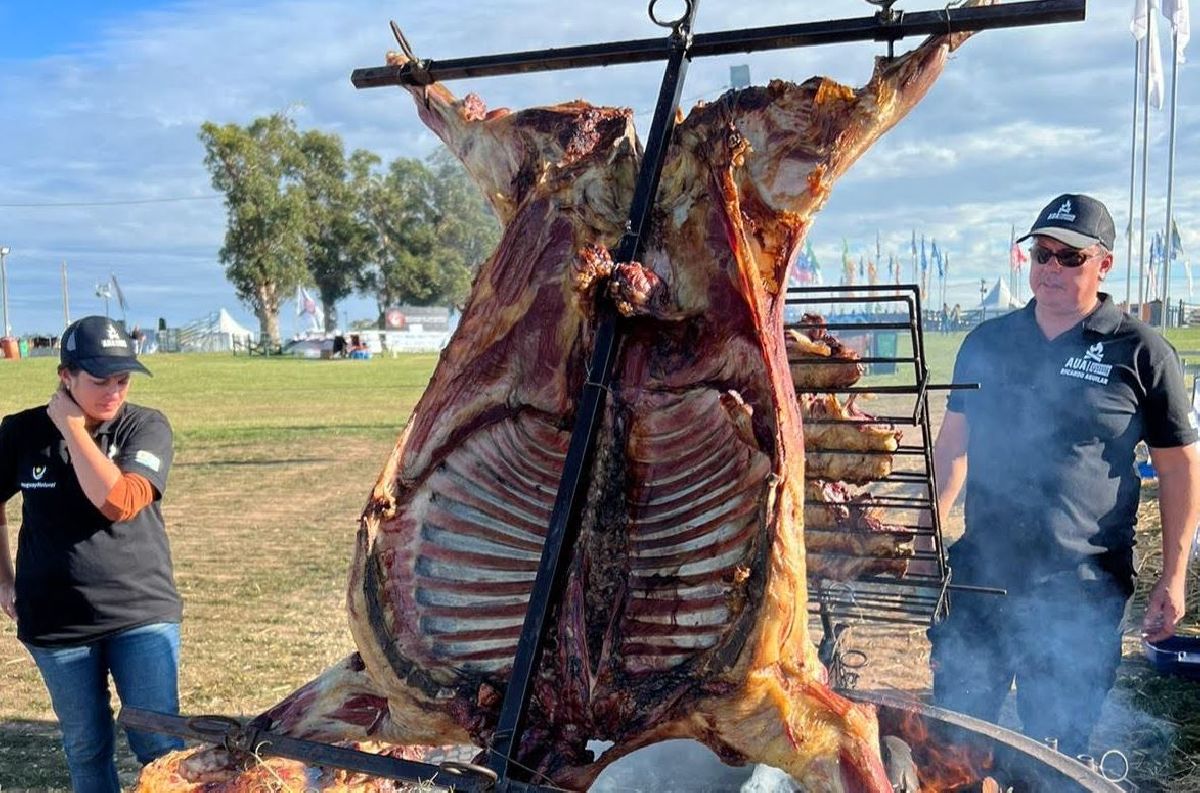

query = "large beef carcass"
[{"left": 142, "top": 9, "right": 990, "bottom": 793}]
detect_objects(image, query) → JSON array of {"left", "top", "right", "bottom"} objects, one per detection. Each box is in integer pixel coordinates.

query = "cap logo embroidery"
[
  {"left": 100, "top": 323, "right": 128, "bottom": 349},
  {"left": 1047, "top": 200, "right": 1076, "bottom": 222}
]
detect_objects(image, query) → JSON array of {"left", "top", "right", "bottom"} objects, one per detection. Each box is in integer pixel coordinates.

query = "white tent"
[
  {"left": 979, "top": 277, "right": 1024, "bottom": 318},
  {"left": 175, "top": 308, "right": 257, "bottom": 352}
]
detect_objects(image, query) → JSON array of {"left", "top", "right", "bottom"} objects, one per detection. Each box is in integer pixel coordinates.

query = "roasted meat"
[
  {"left": 142, "top": 8, "right": 990, "bottom": 791},
  {"left": 803, "top": 395, "right": 902, "bottom": 483},
  {"left": 804, "top": 480, "right": 914, "bottom": 581},
  {"left": 787, "top": 315, "right": 866, "bottom": 390}
]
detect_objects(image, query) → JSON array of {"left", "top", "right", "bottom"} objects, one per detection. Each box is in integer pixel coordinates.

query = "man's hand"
[
  {"left": 1142, "top": 574, "right": 1187, "bottom": 642},
  {"left": 0, "top": 581, "right": 14, "bottom": 621},
  {"left": 47, "top": 387, "right": 86, "bottom": 436}
]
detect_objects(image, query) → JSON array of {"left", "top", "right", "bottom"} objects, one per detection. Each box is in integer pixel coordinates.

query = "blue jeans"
[{"left": 25, "top": 622, "right": 185, "bottom": 793}]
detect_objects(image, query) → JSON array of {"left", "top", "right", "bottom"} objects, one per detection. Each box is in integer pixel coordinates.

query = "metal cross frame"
[{"left": 121, "top": 2, "right": 1086, "bottom": 790}]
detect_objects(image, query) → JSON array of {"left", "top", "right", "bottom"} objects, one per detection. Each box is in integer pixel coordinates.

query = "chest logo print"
[
  {"left": 32, "top": 466, "right": 46, "bottom": 480},
  {"left": 1061, "top": 342, "right": 1113, "bottom": 386}
]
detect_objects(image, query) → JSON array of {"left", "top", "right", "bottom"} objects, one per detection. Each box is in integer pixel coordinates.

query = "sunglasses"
[{"left": 1030, "top": 245, "right": 1097, "bottom": 269}]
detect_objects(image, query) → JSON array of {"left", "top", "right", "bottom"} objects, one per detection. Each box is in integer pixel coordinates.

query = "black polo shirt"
[
  {"left": 946, "top": 294, "right": 1197, "bottom": 591},
  {"left": 0, "top": 403, "right": 182, "bottom": 646}
]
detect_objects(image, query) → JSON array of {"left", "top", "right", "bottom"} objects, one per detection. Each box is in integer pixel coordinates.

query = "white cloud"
[{"left": 0, "top": 0, "right": 1196, "bottom": 333}]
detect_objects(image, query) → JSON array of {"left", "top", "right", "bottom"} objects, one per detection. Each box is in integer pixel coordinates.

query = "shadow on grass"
[{"left": 0, "top": 719, "right": 141, "bottom": 791}]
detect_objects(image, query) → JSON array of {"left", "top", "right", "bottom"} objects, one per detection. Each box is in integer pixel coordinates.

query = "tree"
[
  {"left": 355, "top": 150, "right": 501, "bottom": 327},
  {"left": 199, "top": 114, "right": 310, "bottom": 345},
  {"left": 297, "top": 131, "right": 373, "bottom": 332},
  {"left": 426, "top": 149, "right": 501, "bottom": 308}
]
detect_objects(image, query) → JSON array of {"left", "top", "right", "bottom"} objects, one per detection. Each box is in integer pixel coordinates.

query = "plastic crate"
[{"left": 1143, "top": 636, "right": 1200, "bottom": 680}]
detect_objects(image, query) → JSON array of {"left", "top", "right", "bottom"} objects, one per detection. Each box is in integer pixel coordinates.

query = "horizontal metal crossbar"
[{"left": 351, "top": 0, "right": 1084, "bottom": 88}]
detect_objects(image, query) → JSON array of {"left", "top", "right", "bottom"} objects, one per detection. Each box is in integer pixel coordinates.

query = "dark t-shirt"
[
  {"left": 946, "top": 294, "right": 1197, "bottom": 591},
  {"left": 0, "top": 403, "right": 183, "bottom": 646}
]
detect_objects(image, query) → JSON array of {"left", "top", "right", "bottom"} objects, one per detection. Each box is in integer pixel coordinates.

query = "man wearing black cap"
[
  {"left": 0, "top": 316, "right": 184, "bottom": 791},
  {"left": 927, "top": 194, "right": 1200, "bottom": 756}
]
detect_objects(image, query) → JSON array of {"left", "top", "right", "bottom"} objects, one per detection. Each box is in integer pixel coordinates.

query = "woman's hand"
[{"left": 47, "top": 387, "right": 86, "bottom": 437}]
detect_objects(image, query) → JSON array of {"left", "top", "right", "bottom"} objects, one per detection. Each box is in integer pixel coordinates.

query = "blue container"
[{"left": 1143, "top": 636, "right": 1200, "bottom": 680}]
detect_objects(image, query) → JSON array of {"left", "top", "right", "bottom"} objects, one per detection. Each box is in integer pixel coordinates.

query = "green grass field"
[{"left": 1, "top": 335, "right": 1199, "bottom": 790}]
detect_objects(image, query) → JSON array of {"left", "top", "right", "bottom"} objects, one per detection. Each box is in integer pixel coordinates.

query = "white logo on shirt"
[
  {"left": 1060, "top": 343, "right": 1113, "bottom": 385},
  {"left": 135, "top": 449, "right": 161, "bottom": 472},
  {"left": 21, "top": 465, "right": 56, "bottom": 490}
]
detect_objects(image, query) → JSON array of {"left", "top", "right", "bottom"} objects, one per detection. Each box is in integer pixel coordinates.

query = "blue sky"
[{"left": 0, "top": 0, "right": 1196, "bottom": 336}]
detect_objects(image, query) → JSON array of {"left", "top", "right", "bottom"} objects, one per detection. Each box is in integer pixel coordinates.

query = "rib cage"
[
  {"left": 406, "top": 412, "right": 567, "bottom": 672},
  {"left": 623, "top": 389, "right": 770, "bottom": 671},
  {"left": 393, "top": 389, "right": 771, "bottom": 677}
]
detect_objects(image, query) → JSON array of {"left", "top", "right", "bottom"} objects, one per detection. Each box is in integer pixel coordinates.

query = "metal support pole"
[
  {"left": 1126, "top": 39, "right": 1139, "bottom": 311},
  {"left": 352, "top": 1, "right": 1085, "bottom": 89},
  {"left": 484, "top": 4, "right": 701, "bottom": 782},
  {"left": 0, "top": 247, "right": 10, "bottom": 338},
  {"left": 1138, "top": 22, "right": 1152, "bottom": 312},
  {"left": 1162, "top": 30, "right": 1181, "bottom": 329}
]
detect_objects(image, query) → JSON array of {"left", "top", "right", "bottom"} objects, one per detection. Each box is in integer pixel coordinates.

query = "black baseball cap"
[
  {"left": 1016, "top": 193, "right": 1116, "bottom": 251},
  {"left": 60, "top": 316, "right": 152, "bottom": 377}
]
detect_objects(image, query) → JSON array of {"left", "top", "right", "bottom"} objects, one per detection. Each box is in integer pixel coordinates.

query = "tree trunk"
[
  {"left": 256, "top": 283, "right": 282, "bottom": 348},
  {"left": 322, "top": 300, "right": 338, "bottom": 333}
]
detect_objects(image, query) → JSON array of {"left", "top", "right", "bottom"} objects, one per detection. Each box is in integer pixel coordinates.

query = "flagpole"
[
  {"left": 61, "top": 261, "right": 70, "bottom": 327},
  {"left": 1138, "top": 17, "right": 1153, "bottom": 314},
  {"left": 1127, "top": 38, "right": 1141, "bottom": 311},
  {"left": 1162, "top": 27, "right": 1181, "bottom": 329}
]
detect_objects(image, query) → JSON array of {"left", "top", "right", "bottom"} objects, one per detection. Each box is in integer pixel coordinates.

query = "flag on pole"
[
  {"left": 790, "top": 244, "right": 811, "bottom": 286},
  {"left": 808, "top": 241, "right": 822, "bottom": 285},
  {"left": 1162, "top": 0, "right": 1191, "bottom": 62},
  {"left": 297, "top": 285, "right": 324, "bottom": 329},
  {"left": 109, "top": 274, "right": 129, "bottom": 314},
  {"left": 868, "top": 258, "right": 878, "bottom": 286},
  {"left": 842, "top": 239, "right": 856, "bottom": 286},
  {"left": 858, "top": 255, "right": 865, "bottom": 279},
  {"left": 1171, "top": 216, "right": 1186, "bottom": 258},
  {"left": 1133, "top": 0, "right": 1167, "bottom": 108},
  {"left": 920, "top": 236, "right": 928, "bottom": 272},
  {"left": 931, "top": 241, "right": 943, "bottom": 278}
]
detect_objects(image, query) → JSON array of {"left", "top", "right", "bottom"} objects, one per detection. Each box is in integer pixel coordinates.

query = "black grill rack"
[{"left": 785, "top": 283, "right": 977, "bottom": 686}]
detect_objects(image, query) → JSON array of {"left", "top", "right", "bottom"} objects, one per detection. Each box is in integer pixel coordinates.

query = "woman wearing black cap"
[{"left": 0, "top": 315, "right": 183, "bottom": 791}]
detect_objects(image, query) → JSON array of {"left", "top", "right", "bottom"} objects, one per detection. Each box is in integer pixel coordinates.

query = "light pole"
[{"left": 0, "top": 246, "right": 10, "bottom": 338}]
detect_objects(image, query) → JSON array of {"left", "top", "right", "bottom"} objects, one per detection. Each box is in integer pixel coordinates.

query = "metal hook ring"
[
  {"left": 648, "top": 0, "right": 693, "bottom": 31},
  {"left": 439, "top": 760, "right": 500, "bottom": 782},
  {"left": 186, "top": 714, "right": 243, "bottom": 739}
]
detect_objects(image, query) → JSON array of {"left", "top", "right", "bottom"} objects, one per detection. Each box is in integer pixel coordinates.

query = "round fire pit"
[{"left": 591, "top": 690, "right": 1123, "bottom": 792}]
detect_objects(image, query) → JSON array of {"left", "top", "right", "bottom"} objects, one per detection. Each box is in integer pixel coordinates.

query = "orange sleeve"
[{"left": 100, "top": 473, "right": 157, "bottom": 522}]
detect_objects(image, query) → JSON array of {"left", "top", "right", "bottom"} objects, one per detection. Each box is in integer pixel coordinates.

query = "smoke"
[{"left": 588, "top": 739, "right": 787, "bottom": 792}]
